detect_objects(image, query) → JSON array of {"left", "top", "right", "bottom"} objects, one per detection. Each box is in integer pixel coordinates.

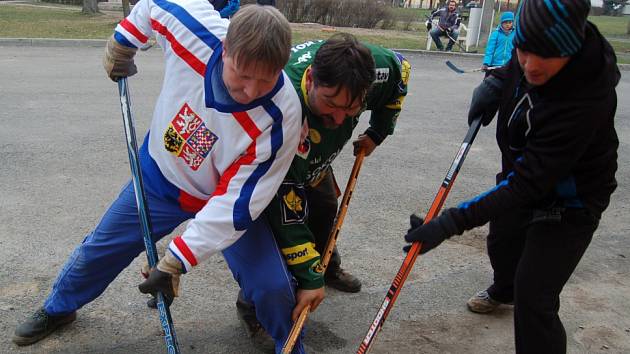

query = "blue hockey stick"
[{"left": 117, "top": 77, "right": 180, "bottom": 354}]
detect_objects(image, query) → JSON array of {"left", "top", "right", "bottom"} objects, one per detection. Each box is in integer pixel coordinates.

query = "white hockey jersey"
[{"left": 114, "top": 0, "right": 302, "bottom": 271}]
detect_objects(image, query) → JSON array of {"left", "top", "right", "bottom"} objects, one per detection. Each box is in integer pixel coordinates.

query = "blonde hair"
[{"left": 224, "top": 5, "right": 291, "bottom": 74}]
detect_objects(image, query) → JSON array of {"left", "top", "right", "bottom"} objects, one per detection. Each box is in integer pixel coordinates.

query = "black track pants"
[
  {"left": 486, "top": 208, "right": 599, "bottom": 354},
  {"left": 306, "top": 169, "right": 341, "bottom": 272}
]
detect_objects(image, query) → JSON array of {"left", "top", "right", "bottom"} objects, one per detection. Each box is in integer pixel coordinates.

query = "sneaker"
[
  {"left": 325, "top": 268, "right": 362, "bottom": 293},
  {"left": 466, "top": 290, "right": 509, "bottom": 314},
  {"left": 12, "top": 308, "right": 77, "bottom": 346}
]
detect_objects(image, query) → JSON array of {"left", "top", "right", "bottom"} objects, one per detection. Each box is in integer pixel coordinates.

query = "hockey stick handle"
[
  {"left": 356, "top": 118, "right": 482, "bottom": 354},
  {"left": 117, "top": 78, "right": 180, "bottom": 354},
  {"left": 281, "top": 149, "right": 367, "bottom": 354}
]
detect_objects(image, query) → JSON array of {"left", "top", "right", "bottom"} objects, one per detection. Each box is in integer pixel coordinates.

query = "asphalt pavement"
[{"left": 0, "top": 45, "right": 629, "bottom": 353}]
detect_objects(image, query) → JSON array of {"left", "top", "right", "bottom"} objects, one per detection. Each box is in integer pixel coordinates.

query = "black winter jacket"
[{"left": 455, "top": 21, "right": 620, "bottom": 231}]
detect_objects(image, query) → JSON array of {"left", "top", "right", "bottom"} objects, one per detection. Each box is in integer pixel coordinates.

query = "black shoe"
[
  {"left": 147, "top": 296, "right": 157, "bottom": 309},
  {"left": 236, "top": 291, "right": 264, "bottom": 338},
  {"left": 12, "top": 308, "right": 77, "bottom": 346},
  {"left": 325, "top": 268, "right": 362, "bottom": 293},
  {"left": 235, "top": 291, "right": 275, "bottom": 351}
]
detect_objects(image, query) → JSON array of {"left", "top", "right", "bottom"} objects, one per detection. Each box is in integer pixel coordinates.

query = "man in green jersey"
[{"left": 245, "top": 33, "right": 411, "bottom": 327}]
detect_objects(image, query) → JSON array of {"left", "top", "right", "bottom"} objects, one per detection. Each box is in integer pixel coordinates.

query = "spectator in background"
[
  {"left": 482, "top": 12, "right": 515, "bottom": 72},
  {"left": 210, "top": 0, "right": 240, "bottom": 18},
  {"left": 426, "top": 0, "right": 461, "bottom": 51},
  {"left": 257, "top": 0, "right": 276, "bottom": 6}
]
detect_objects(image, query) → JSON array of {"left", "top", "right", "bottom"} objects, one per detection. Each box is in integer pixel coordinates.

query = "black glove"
[
  {"left": 426, "top": 20, "right": 432, "bottom": 31},
  {"left": 468, "top": 75, "right": 503, "bottom": 127},
  {"left": 403, "top": 208, "right": 465, "bottom": 255},
  {"left": 138, "top": 268, "right": 178, "bottom": 306}
]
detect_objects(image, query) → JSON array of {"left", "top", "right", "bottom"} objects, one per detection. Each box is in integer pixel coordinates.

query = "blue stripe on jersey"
[
  {"left": 153, "top": 0, "right": 221, "bottom": 50},
  {"left": 114, "top": 31, "right": 137, "bottom": 48},
  {"left": 232, "top": 103, "right": 285, "bottom": 231},
  {"left": 458, "top": 172, "right": 513, "bottom": 210}
]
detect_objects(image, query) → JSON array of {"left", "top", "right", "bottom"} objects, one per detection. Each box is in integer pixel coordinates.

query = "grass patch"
[{"left": 0, "top": 4, "right": 121, "bottom": 39}]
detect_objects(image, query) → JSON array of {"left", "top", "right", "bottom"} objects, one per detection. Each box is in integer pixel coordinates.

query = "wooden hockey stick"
[
  {"left": 118, "top": 77, "right": 180, "bottom": 354},
  {"left": 281, "top": 149, "right": 367, "bottom": 354},
  {"left": 357, "top": 118, "right": 483, "bottom": 354}
]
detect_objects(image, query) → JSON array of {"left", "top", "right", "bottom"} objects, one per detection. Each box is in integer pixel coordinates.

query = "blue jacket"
[
  {"left": 210, "top": 0, "right": 239, "bottom": 18},
  {"left": 483, "top": 13, "right": 515, "bottom": 66}
]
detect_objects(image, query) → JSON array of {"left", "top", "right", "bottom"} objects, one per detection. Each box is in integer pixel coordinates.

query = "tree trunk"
[
  {"left": 122, "top": 0, "right": 131, "bottom": 17},
  {"left": 627, "top": 18, "right": 630, "bottom": 35},
  {"left": 82, "top": 0, "right": 100, "bottom": 14}
]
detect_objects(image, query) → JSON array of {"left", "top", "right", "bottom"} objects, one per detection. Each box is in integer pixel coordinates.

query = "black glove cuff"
[
  {"left": 438, "top": 208, "right": 467, "bottom": 237},
  {"left": 364, "top": 127, "right": 385, "bottom": 146}
]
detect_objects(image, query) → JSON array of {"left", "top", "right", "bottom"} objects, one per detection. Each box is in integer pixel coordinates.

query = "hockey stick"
[
  {"left": 445, "top": 60, "right": 500, "bottom": 74},
  {"left": 356, "top": 118, "right": 483, "bottom": 354},
  {"left": 117, "top": 77, "right": 181, "bottom": 354},
  {"left": 444, "top": 31, "right": 477, "bottom": 53},
  {"left": 281, "top": 149, "right": 367, "bottom": 354}
]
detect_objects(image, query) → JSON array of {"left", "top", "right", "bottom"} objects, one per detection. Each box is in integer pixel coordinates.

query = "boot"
[
  {"left": 12, "top": 308, "right": 77, "bottom": 346},
  {"left": 325, "top": 267, "right": 362, "bottom": 293},
  {"left": 236, "top": 291, "right": 265, "bottom": 338}
]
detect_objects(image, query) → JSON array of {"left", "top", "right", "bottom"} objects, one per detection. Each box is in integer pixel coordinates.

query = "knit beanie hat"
[
  {"left": 514, "top": 0, "right": 590, "bottom": 57},
  {"left": 500, "top": 11, "right": 514, "bottom": 24}
]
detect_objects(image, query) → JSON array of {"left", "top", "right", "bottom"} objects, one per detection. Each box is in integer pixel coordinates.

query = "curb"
[
  {"left": 0, "top": 38, "right": 106, "bottom": 47},
  {"left": 1, "top": 38, "right": 628, "bottom": 71}
]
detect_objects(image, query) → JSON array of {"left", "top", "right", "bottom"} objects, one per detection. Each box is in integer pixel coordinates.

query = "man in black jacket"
[{"left": 404, "top": 0, "right": 620, "bottom": 353}]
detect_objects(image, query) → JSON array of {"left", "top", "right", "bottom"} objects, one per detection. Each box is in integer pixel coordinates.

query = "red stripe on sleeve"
[
  {"left": 233, "top": 112, "right": 262, "bottom": 140},
  {"left": 120, "top": 19, "right": 149, "bottom": 43},
  {"left": 151, "top": 19, "right": 207, "bottom": 76},
  {"left": 173, "top": 236, "right": 198, "bottom": 266},
  {"left": 212, "top": 143, "right": 257, "bottom": 197}
]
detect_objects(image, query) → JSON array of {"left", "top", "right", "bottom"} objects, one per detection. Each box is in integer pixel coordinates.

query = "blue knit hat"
[
  {"left": 514, "top": 0, "right": 590, "bottom": 57},
  {"left": 500, "top": 11, "right": 514, "bottom": 23}
]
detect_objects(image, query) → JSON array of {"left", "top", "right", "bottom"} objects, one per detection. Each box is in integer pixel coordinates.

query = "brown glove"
[
  {"left": 138, "top": 251, "right": 183, "bottom": 302},
  {"left": 103, "top": 35, "right": 138, "bottom": 81}
]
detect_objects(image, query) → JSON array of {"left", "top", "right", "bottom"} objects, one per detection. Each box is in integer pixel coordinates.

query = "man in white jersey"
[{"left": 13, "top": 4, "right": 306, "bottom": 353}]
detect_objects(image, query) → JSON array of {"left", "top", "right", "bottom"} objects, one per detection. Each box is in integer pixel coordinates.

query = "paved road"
[{"left": 0, "top": 46, "right": 629, "bottom": 354}]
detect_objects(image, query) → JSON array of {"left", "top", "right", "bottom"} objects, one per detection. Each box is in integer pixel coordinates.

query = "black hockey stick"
[
  {"left": 446, "top": 60, "right": 500, "bottom": 74},
  {"left": 444, "top": 31, "right": 478, "bottom": 53},
  {"left": 118, "top": 77, "right": 181, "bottom": 354},
  {"left": 357, "top": 118, "right": 483, "bottom": 354}
]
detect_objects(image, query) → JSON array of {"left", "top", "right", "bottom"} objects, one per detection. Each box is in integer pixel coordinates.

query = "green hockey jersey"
[{"left": 264, "top": 39, "right": 411, "bottom": 289}]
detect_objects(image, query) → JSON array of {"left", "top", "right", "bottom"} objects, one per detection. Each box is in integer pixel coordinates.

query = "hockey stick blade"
[
  {"left": 445, "top": 60, "right": 465, "bottom": 74},
  {"left": 446, "top": 61, "right": 499, "bottom": 74}
]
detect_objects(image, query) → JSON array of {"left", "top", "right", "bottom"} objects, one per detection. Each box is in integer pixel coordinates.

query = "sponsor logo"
[
  {"left": 164, "top": 103, "right": 218, "bottom": 171},
  {"left": 374, "top": 68, "right": 390, "bottom": 83},
  {"left": 279, "top": 182, "right": 307, "bottom": 225},
  {"left": 311, "top": 260, "right": 325, "bottom": 274},
  {"left": 297, "top": 138, "right": 310, "bottom": 160},
  {"left": 308, "top": 128, "right": 321, "bottom": 144},
  {"left": 290, "top": 40, "right": 323, "bottom": 53},
  {"left": 282, "top": 242, "right": 318, "bottom": 265}
]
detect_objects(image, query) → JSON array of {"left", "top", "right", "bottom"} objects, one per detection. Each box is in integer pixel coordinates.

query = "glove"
[
  {"left": 481, "top": 64, "right": 489, "bottom": 72},
  {"left": 467, "top": 75, "right": 503, "bottom": 127},
  {"left": 103, "top": 35, "right": 138, "bottom": 82},
  {"left": 425, "top": 20, "right": 432, "bottom": 31},
  {"left": 403, "top": 208, "right": 465, "bottom": 255},
  {"left": 446, "top": 27, "right": 453, "bottom": 34},
  {"left": 138, "top": 251, "right": 183, "bottom": 306}
]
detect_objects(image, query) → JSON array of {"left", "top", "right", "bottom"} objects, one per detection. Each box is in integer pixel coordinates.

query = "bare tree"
[{"left": 82, "top": 0, "right": 100, "bottom": 14}]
